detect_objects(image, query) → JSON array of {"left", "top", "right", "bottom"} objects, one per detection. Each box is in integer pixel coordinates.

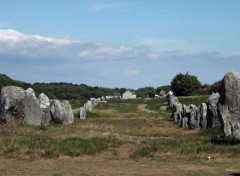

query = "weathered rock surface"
[
  {"left": 207, "top": 92, "right": 220, "bottom": 128},
  {"left": 0, "top": 86, "right": 26, "bottom": 124},
  {"left": 50, "top": 99, "right": 74, "bottom": 125},
  {"left": 172, "top": 103, "right": 182, "bottom": 125},
  {"left": 199, "top": 103, "right": 207, "bottom": 128},
  {"left": 0, "top": 86, "right": 42, "bottom": 126},
  {"left": 23, "top": 88, "right": 42, "bottom": 126},
  {"left": 188, "top": 104, "right": 198, "bottom": 129},
  {"left": 168, "top": 95, "right": 179, "bottom": 108},
  {"left": 38, "top": 93, "right": 51, "bottom": 125},
  {"left": 62, "top": 100, "right": 74, "bottom": 124},
  {"left": 218, "top": 71, "right": 240, "bottom": 139}
]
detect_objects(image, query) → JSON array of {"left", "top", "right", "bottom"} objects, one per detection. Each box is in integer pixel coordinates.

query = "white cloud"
[
  {"left": 0, "top": 29, "right": 240, "bottom": 88},
  {"left": 0, "top": 29, "right": 233, "bottom": 62},
  {"left": 137, "top": 37, "right": 187, "bottom": 46},
  {"left": 0, "top": 29, "right": 158, "bottom": 60}
]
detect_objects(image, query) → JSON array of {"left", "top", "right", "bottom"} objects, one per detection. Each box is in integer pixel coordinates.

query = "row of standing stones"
[
  {"left": 0, "top": 86, "right": 74, "bottom": 126},
  {"left": 78, "top": 97, "right": 107, "bottom": 120},
  {"left": 168, "top": 71, "right": 240, "bottom": 140}
]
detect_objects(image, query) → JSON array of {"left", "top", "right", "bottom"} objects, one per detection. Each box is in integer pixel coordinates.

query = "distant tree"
[
  {"left": 156, "top": 85, "right": 171, "bottom": 94},
  {"left": 171, "top": 73, "right": 202, "bottom": 96},
  {"left": 0, "top": 73, "right": 32, "bottom": 91},
  {"left": 208, "top": 80, "right": 222, "bottom": 94},
  {"left": 136, "top": 86, "right": 156, "bottom": 98}
]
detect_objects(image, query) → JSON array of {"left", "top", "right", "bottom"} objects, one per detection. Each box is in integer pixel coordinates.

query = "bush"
[{"left": 171, "top": 73, "right": 202, "bottom": 96}]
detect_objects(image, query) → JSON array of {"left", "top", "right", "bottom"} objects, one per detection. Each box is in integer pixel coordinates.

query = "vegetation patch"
[
  {"left": 178, "top": 96, "right": 209, "bottom": 106},
  {"left": 1, "top": 135, "right": 122, "bottom": 159},
  {"left": 131, "top": 127, "right": 240, "bottom": 161}
]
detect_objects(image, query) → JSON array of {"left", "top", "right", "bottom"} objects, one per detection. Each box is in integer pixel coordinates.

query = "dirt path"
[{"left": 138, "top": 104, "right": 156, "bottom": 113}]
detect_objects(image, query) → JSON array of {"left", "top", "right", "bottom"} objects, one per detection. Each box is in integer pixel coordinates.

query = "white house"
[{"left": 122, "top": 90, "right": 136, "bottom": 99}]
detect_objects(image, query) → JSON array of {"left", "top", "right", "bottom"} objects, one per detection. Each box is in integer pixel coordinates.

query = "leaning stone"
[{"left": 218, "top": 71, "right": 240, "bottom": 139}]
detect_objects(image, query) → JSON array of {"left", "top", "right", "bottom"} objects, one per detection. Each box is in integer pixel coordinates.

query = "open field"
[{"left": 0, "top": 98, "right": 240, "bottom": 175}]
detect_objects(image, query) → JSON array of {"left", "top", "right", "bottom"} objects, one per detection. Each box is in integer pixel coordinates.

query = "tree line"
[{"left": 0, "top": 73, "right": 221, "bottom": 99}]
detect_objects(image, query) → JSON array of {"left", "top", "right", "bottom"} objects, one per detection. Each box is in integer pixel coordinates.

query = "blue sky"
[{"left": 0, "top": 0, "right": 240, "bottom": 89}]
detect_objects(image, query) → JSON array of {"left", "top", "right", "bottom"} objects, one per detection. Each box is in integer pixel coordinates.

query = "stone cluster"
[
  {"left": 0, "top": 86, "right": 74, "bottom": 126},
  {"left": 168, "top": 71, "right": 240, "bottom": 140},
  {"left": 168, "top": 93, "right": 220, "bottom": 130},
  {"left": 78, "top": 97, "right": 106, "bottom": 119}
]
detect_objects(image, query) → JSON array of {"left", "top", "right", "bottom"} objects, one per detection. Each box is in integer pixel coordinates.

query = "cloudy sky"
[{"left": 0, "top": 0, "right": 240, "bottom": 89}]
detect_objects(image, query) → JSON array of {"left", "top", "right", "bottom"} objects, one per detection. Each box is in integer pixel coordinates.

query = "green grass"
[
  {"left": 1, "top": 96, "right": 240, "bottom": 165},
  {"left": 178, "top": 96, "right": 209, "bottom": 106},
  {"left": 131, "top": 127, "right": 240, "bottom": 161},
  {"left": 145, "top": 98, "right": 167, "bottom": 111},
  {"left": 1, "top": 135, "right": 122, "bottom": 159},
  {"left": 70, "top": 99, "right": 88, "bottom": 109},
  {"left": 95, "top": 99, "right": 139, "bottom": 113}
]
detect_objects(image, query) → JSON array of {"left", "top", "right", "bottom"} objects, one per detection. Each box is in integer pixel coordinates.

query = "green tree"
[
  {"left": 156, "top": 85, "right": 171, "bottom": 94},
  {"left": 208, "top": 80, "right": 222, "bottom": 94},
  {"left": 136, "top": 86, "right": 156, "bottom": 98},
  {"left": 171, "top": 73, "right": 202, "bottom": 96}
]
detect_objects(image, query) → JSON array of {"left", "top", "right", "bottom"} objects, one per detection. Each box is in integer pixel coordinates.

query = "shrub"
[{"left": 171, "top": 73, "right": 202, "bottom": 96}]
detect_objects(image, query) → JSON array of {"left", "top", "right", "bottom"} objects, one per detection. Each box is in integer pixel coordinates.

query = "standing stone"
[
  {"left": 38, "top": 93, "right": 51, "bottom": 125},
  {"left": 84, "top": 100, "right": 93, "bottom": 112},
  {"left": 172, "top": 103, "right": 183, "bottom": 125},
  {"left": 0, "top": 86, "right": 27, "bottom": 124},
  {"left": 79, "top": 107, "right": 86, "bottom": 120},
  {"left": 51, "top": 100, "right": 65, "bottom": 123},
  {"left": 199, "top": 103, "right": 207, "bottom": 128},
  {"left": 51, "top": 100, "right": 74, "bottom": 125},
  {"left": 218, "top": 71, "right": 240, "bottom": 139},
  {"left": 182, "top": 104, "right": 191, "bottom": 128},
  {"left": 23, "top": 88, "right": 42, "bottom": 126},
  {"left": 62, "top": 100, "right": 74, "bottom": 125},
  {"left": 0, "top": 86, "right": 42, "bottom": 126},
  {"left": 207, "top": 92, "right": 220, "bottom": 128},
  {"left": 188, "top": 104, "right": 198, "bottom": 129},
  {"left": 168, "top": 95, "right": 179, "bottom": 108}
]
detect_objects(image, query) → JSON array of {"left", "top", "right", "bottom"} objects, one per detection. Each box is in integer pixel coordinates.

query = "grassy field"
[{"left": 0, "top": 97, "right": 240, "bottom": 175}]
